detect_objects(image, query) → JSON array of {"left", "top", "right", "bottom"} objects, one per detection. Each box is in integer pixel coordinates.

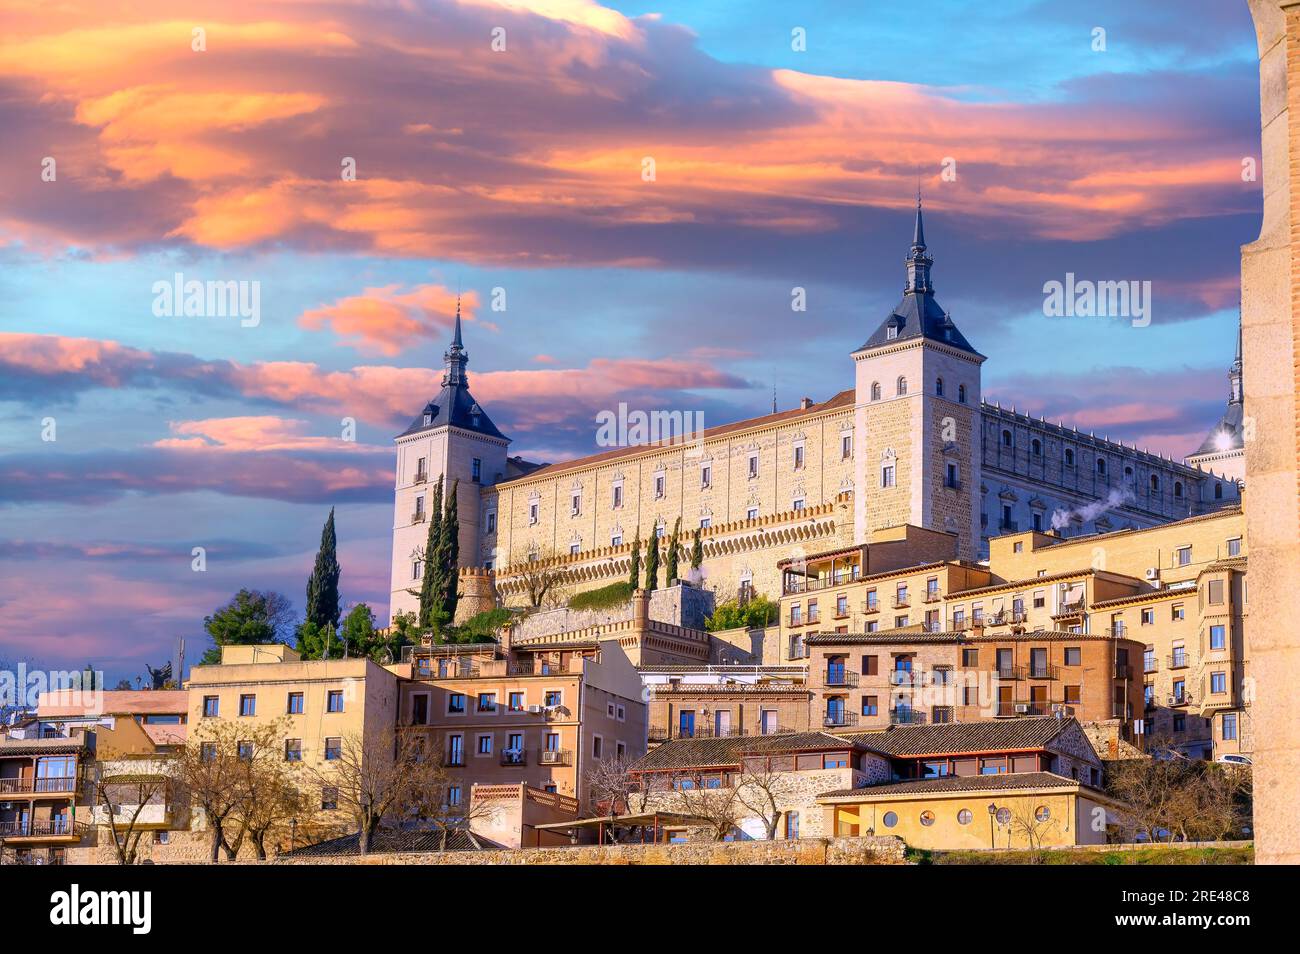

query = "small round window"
[
  {"left": 919, "top": 810, "right": 935, "bottom": 827},
  {"left": 995, "top": 808, "right": 1011, "bottom": 825},
  {"left": 1035, "top": 805, "right": 1051, "bottom": 822},
  {"left": 882, "top": 811, "right": 898, "bottom": 828},
  {"left": 957, "top": 809, "right": 973, "bottom": 825}
]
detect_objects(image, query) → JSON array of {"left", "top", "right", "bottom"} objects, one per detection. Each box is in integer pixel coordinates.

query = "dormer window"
[
  {"left": 422, "top": 411, "right": 432, "bottom": 426},
  {"left": 886, "top": 325, "right": 898, "bottom": 340}
]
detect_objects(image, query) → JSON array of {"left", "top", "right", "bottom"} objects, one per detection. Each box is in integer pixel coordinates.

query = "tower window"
[
  {"left": 1031, "top": 438, "right": 1041, "bottom": 456},
  {"left": 935, "top": 377, "right": 944, "bottom": 397},
  {"left": 1150, "top": 475, "right": 1160, "bottom": 494},
  {"left": 1064, "top": 448, "right": 1074, "bottom": 467},
  {"left": 881, "top": 464, "right": 896, "bottom": 488},
  {"left": 870, "top": 382, "right": 881, "bottom": 401},
  {"left": 1096, "top": 458, "right": 1106, "bottom": 476},
  {"left": 472, "top": 458, "right": 482, "bottom": 483},
  {"left": 1215, "top": 482, "right": 1223, "bottom": 500},
  {"left": 958, "top": 384, "right": 967, "bottom": 404},
  {"left": 886, "top": 325, "right": 898, "bottom": 340},
  {"left": 1001, "top": 429, "right": 1013, "bottom": 448},
  {"left": 1174, "top": 481, "right": 1183, "bottom": 499},
  {"left": 896, "top": 376, "right": 907, "bottom": 396}
]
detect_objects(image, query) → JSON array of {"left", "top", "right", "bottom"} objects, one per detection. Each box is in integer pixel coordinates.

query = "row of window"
[
  {"left": 435, "top": 688, "right": 568, "bottom": 717},
  {"left": 867, "top": 377, "right": 969, "bottom": 404},
  {"left": 201, "top": 690, "right": 343, "bottom": 719}
]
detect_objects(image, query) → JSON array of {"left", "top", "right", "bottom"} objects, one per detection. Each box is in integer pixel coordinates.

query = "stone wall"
[
  {"left": 512, "top": 583, "right": 714, "bottom": 640},
  {"left": 261, "top": 835, "right": 906, "bottom": 866}
]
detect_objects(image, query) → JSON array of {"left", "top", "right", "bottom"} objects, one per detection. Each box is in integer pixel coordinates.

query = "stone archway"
[{"left": 1242, "top": 0, "right": 1300, "bottom": 865}]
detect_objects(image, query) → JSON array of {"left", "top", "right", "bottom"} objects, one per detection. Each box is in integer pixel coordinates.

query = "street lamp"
[{"left": 987, "top": 802, "right": 998, "bottom": 849}]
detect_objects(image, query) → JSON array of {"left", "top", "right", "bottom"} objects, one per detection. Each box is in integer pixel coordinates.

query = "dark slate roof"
[
  {"left": 284, "top": 827, "right": 498, "bottom": 857},
  {"left": 818, "top": 771, "right": 1079, "bottom": 800},
  {"left": 841, "top": 717, "right": 1079, "bottom": 758},
  {"left": 631, "top": 731, "right": 859, "bottom": 772},
  {"left": 858, "top": 288, "right": 982, "bottom": 357},
  {"left": 397, "top": 380, "right": 507, "bottom": 440}
]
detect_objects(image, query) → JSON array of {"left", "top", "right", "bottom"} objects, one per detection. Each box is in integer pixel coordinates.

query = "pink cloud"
[
  {"left": 298, "top": 284, "right": 484, "bottom": 356},
  {"left": 152, "top": 416, "right": 387, "bottom": 453}
]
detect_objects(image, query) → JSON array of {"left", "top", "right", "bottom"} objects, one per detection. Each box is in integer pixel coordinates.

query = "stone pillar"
[{"left": 1244, "top": 0, "right": 1300, "bottom": 864}]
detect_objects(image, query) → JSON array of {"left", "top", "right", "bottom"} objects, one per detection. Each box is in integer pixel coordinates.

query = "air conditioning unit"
[
  {"left": 1014, "top": 703, "right": 1030, "bottom": 714},
  {"left": 527, "top": 705, "right": 543, "bottom": 714},
  {"left": 1144, "top": 567, "right": 1160, "bottom": 581},
  {"left": 0, "top": 801, "right": 12, "bottom": 810}
]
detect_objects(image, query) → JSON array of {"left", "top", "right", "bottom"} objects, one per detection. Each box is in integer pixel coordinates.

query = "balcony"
[
  {"left": 1110, "top": 625, "right": 1127, "bottom": 638},
  {"left": 500, "top": 749, "right": 527, "bottom": 766},
  {"left": 538, "top": 749, "right": 572, "bottom": 766},
  {"left": 995, "top": 665, "right": 1025, "bottom": 681},
  {"left": 413, "top": 472, "right": 428, "bottom": 485},
  {"left": 999, "top": 520, "right": 1019, "bottom": 532},
  {"left": 1053, "top": 600, "right": 1086, "bottom": 618},
  {"left": 0, "top": 776, "right": 78, "bottom": 796},
  {"left": 997, "top": 702, "right": 1048, "bottom": 718},
  {"left": 824, "top": 669, "right": 859, "bottom": 688},
  {"left": 410, "top": 511, "right": 426, "bottom": 524},
  {"left": 923, "top": 591, "right": 943, "bottom": 604},
  {"left": 1168, "top": 691, "right": 1193, "bottom": 708},
  {"left": 987, "top": 611, "right": 1027, "bottom": 627},
  {"left": 889, "top": 670, "right": 919, "bottom": 687},
  {"left": 890, "top": 709, "right": 926, "bottom": 725},
  {"left": 650, "top": 724, "right": 749, "bottom": 741},
  {"left": 0, "top": 819, "right": 83, "bottom": 839},
  {"left": 787, "top": 615, "right": 805, "bottom": 628},
  {"left": 861, "top": 601, "right": 880, "bottom": 615},
  {"left": 1167, "top": 653, "right": 1190, "bottom": 670},
  {"left": 822, "top": 710, "right": 859, "bottom": 728},
  {"left": 1027, "top": 664, "right": 1060, "bottom": 680},
  {"left": 892, "top": 598, "right": 911, "bottom": 609}
]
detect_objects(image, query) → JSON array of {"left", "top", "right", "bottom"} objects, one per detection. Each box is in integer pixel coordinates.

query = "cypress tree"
[
  {"left": 418, "top": 476, "right": 445, "bottom": 632},
  {"left": 441, "top": 480, "right": 461, "bottom": 624},
  {"left": 665, "top": 517, "right": 681, "bottom": 584},
  {"left": 690, "top": 527, "right": 703, "bottom": 571},
  {"left": 628, "top": 529, "right": 642, "bottom": 589},
  {"left": 305, "top": 508, "right": 341, "bottom": 630},
  {"left": 644, "top": 533, "right": 660, "bottom": 592}
]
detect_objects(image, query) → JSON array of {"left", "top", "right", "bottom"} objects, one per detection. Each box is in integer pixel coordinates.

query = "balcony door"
[
  {"left": 1030, "top": 684, "right": 1048, "bottom": 715},
  {"left": 714, "top": 710, "right": 731, "bottom": 738},
  {"left": 1030, "top": 648, "right": 1047, "bottom": 679},
  {"left": 678, "top": 710, "right": 695, "bottom": 738},
  {"left": 998, "top": 685, "right": 1013, "bottom": 717},
  {"left": 996, "top": 648, "right": 1014, "bottom": 675},
  {"left": 826, "top": 697, "right": 845, "bottom": 725}
]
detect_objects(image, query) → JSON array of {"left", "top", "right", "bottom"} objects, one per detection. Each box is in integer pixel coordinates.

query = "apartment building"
[
  {"left": 986, "top": 507, "right": 1250, "bottom": 758},
  {"left": 399, "top": 632, "right": 647, "bottom": 812},
  {"left": 186, "top": 644, "right": 402, "bottom": 840},
  {"left": 802, "top": 629, "right": 1143, "bottom": 735},
  {"left": 640, "top": 664, "right": 812, "bottom": 743},
  {"left": 0, "top": 722, "right": 90, "bottom": 864}
]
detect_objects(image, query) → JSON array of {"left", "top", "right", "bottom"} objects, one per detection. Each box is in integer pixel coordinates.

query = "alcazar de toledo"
[{"left": 388, "top": 202, "right": 1246, "bottom": 619}]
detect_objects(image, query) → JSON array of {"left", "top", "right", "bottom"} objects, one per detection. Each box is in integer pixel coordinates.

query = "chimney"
[{"left": 800, "top": 396, "right": 813, "bottom": 410}]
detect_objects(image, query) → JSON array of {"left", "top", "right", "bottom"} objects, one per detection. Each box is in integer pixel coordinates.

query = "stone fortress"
[{"left": 388, "top": 202, "right": 1246, "bottom": 619}]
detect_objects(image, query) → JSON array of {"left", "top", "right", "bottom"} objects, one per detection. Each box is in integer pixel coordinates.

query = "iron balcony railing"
[
  {"left": 0, "top": 819, "right": 79, "bottom": 837},
  {"left": 923, "top": 591, "right": 943, "bottom": 603},
  {"left": 997, "top": 702, "right": 1049, "bottom": 718},
  {"left": 652, "top": 724, "right": 749, "bottom": 741},
  {"left": 861, "top": 600, "right": 880, "bottom": 614},
  {"left": 1028, "top": 664, "right": 1060, "bottom": 680},
  {"left": 0, "top": 776, "right": 78, "bottom": 796},
  {"left": 500, "top": 749, "right": 527, "bottom": 766},
  {"left": 1054, "top": 600, "right": 1086, "bottom": 617},
  {"left": 538, "top": 749, "right": 572, "bottom": 766},
  {"left": 890, "top": 709, "right": 926, "bottom": 725},
  {"left": 824, "top": 669, "right": 859, "bottom": 688},
  {"left": 822, "top": 710, "right": 858, "bottom": 728},
  {"left": 995, "top": 665, "right": 1026, "bottom": 681},
  {"left": 987, "top": 611, "right": 1028, "bottom": 626},
  {"left": 892, "top": 597, "right": 911, "bottom": 609},
  {"left": 1167, "top": 653, "right": 1190, "bottom": 670}
]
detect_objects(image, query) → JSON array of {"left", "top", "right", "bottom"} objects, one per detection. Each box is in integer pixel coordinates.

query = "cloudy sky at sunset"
[{"left": 0, "top": 0, "right": 1261, "bottom": 680}]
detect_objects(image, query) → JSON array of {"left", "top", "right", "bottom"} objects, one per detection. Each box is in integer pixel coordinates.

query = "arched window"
[
  {"left": 870, "top": 381, "right": 881, "bottom": 401},
  {"left": 1125, "top": 465, "right": 1133, "bottom": 477},
  {"left": 958, "top": 384, "right": 967, "bottom": 404},
  {"left": 935, "top": 377, "right": 944, "bottom": 397},
  {"left": 1001, "top": 429, "right": 1013, "bottom": 448},
  {"left": 1064, "top": 448, "right": 1075, "bottom": 467},
  {"left": 1150, "top": 474, "right": 1160, "bottom": 493},
  {"left": 1174, "top": 481, "right": 1183, "bottom": 499},
  {"left": 1031, "top": 438, "right": 1041, "bottom": 456},
  {"left": 896, "top": 376, "right": 908, "bottom": 396},
  {"left": 1215, "top": 482, "right": 1223, "bottom": 500},
  {"left": 1096, "top": 458, "right": 1106, "bottom": 476}
]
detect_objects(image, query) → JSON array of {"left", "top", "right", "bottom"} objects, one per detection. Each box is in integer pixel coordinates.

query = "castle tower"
[
  {"left": 1187, "top": 316, "right": 1246, "bottom": 484},
  {"left": 388, "top": 303, "right": 509, "bottom": 622},
  {"left": 852, "top": 199, "right": 986, "bottom": 558}
]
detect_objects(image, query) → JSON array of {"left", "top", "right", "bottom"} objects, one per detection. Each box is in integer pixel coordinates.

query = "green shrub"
[
  {"left": 568, "top": 580, "right": 634, "bottom": 612},
  {"left": 705, "top": 595, "right": 779, "bottom": 632}
]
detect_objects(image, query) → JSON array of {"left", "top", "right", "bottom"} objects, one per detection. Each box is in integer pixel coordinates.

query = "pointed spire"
[
  {"left": 442, "top": 295, "right": 469, "bottom": 389},
  {"left": 1228, "top": 312, "right": 1243, "bottom": 404},
  {"left": 904, "top": 192, "right": 934, "bottom": 294},
  {"left": 452, "top": 294, "right": 464, "bottom": 350}
]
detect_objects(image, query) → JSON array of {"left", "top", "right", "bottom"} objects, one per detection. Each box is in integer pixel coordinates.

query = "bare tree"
[
  {"left": 1005, "top": 802, "right": 1061, "bottom": 851},
  {"left": 585, "top": 757, "right": 647, "bottom": 818},
  {"left": 1104, "top": 739, "right": 1250, "bottom": 844},
  {"left": 514, "top": 551, "right": 572, "bottom": 610},
  {"left": 734, "top": 756, "right": 785, "bottom": 840},
  {"left": 307, "top": 726, "right": 453, "bottom": 854},
  {"left": 238, "top": 760, "right": 310, "bottom": 860},
  {"left": 659, "top": 771, "right": 739, "bottom": 841},
  {"left": 93, "top": 773, "right": 170, "bottom": 865}
]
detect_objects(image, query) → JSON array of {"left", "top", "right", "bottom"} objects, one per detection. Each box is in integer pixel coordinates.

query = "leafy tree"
[
  {"left": 443, "top": 607, "right": 512, "bottom": 644},
  {"left": 644, "top": 534, "right": 660, "bottom": 592},
  {"left": 305, "top": 508, "right": 341, "bottom": 631},
  {"left": 340, "top": 603, "right": 378, "bottom": 657},
  {"left": 628, "top": 529, "right": 642, "bottom": 589},
  {"left": 200, "top": 589, "right": 294, "bottom": 665},
  {"left": 705, "top": 595, "right": 779, "bottom": 632},
  {"left": 664, "top": 517, "right": 681, "bottom": 583},
  {"left": 690, "top": 527, "right": 704, "bottom": 571}
]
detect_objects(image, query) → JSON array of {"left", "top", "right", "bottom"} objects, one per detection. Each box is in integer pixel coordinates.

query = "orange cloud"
[
  {"left": 298, "top": 284, "right": 484, "bottom": 355},
  {"left": 152, "top": 416, "right": 384, "bottom": 453}
]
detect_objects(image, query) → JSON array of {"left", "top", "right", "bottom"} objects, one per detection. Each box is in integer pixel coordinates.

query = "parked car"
[{"left": 1216, "top": 753, "right": 1252, "bottom": 766}]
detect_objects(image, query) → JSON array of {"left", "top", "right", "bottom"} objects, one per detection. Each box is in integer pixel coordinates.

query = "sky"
[{"left": 0, "top": 0, "right": 1262, "bottom": 683}]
